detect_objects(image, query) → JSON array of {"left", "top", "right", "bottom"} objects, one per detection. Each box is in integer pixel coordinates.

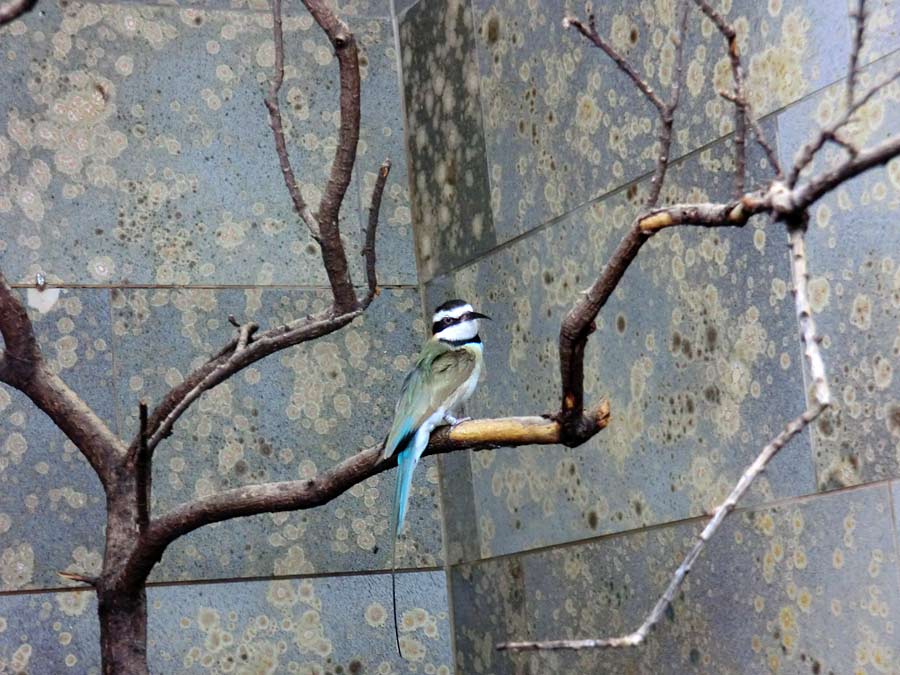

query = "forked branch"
[
  {"left": 119, "top": 404, "right": 611, "bottom": 585},
  {"left": 499, "top": 0, "right": 895, "bottom": 654}
]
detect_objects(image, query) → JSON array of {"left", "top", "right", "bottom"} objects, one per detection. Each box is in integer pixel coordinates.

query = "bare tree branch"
[
  {"left": 0, "top": 0, "right": 35, "bottom": 25},
  {"left": 559, "top": 1, "right": 689, "bottom": 433},
  {"left": 793, "top": 133, "right": 900, "bottom": 209},
  {"left": 788, "top": 67, "right": 900, "bottom": 186},
  {"left": 264, "top": 0, "right": 321, "bottom": 241},
  {"left": 363, "top": 159, "right": 391, "bottom": 307},
  {"left": 0, "top": 273, "right": 124, "bottom": 487},
  {"left": 141, "top": 306, "right": 364, "bottom": 454},
  {"left": 695, "top": 0, "right": 784, "bottom": 186},
  {"left": 694, "top": 0, "right": 748, "bottom": 193},
  {"left": 119, "top": 405, "right": 610, "bottom": 584},
  {"left": 497, "top": 402, "right": 824, "bottom": 652},
  {"left": 846, "top": 0, "right": 867, "bottom": 109},
  {"left": 562, "top": 15, "right": 667, "bottom": 115},
  {"left": 302, "top": 0, "right": 362, "bottom": 313}
]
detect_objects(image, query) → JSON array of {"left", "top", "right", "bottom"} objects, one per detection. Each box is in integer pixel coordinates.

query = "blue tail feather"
[
  {"left": 391, "top": 426, "right": 430, "bottom": 658},
  {"left": 392, "top": 428, "right": 428, "bottom": 537}
]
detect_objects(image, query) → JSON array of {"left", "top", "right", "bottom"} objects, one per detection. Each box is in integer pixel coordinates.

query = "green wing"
[{"left": 383, "top": 341, "right": 477, "bottom": 459}]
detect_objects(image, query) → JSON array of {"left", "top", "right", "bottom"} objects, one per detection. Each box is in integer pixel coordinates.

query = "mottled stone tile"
[
  {"left": 450, "top": 556, "right": 529, "bottom": 675},
  {"left": 400, "top": 0, "right": 496, "bottom": 280},
  {"left": 0, "top": 570, "right": 451, "bottom": 673},
  {"left": 357, "top": 16, "right": 417, "bottom": 286},
  {"left": 453, "top": 483, "right": 900, "bottom": 674},
  {"left": 777, "top": 52, "right": 900, "bottom": 488},
  {"left": 853, "top": 0, "right": 900, "bottom": 62},
  {"left": 110, "top": 287, "right": 442, "bottom": 579},
  {"left": 0, "top": 1, "right": 412, "bottom": 286},
  {"left": 148, "top": 571, "right": 452, "bottom": 673},
  {"left": 435, "top": 128, "right": 816, "bottom": 558},
  {"left": 471, "top": 0, "right": 853, "bottom": 243},
  {"left": 393, "top": 0, "right": 421, "bottom": 20},
  {"left": 0, "top": 589, "right": 100, "bottom": 673},
  {"left": 0, "top": 289, "right": 111, "bottom": 591}
]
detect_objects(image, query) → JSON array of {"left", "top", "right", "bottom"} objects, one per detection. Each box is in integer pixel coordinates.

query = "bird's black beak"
[{"left": 467, "top": 311, "right": 492, "bottom": 321}]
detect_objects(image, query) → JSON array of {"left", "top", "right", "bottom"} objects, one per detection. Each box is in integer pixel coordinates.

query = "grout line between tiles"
[
  {"left": 451, "top": 476, "right": 900, "bottom": 572},
  {"left": 0, "top": 564, "right": 443, "bottom": 598}
]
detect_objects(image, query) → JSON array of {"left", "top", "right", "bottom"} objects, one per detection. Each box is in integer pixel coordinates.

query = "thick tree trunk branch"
[
  {"left": 1, "top": 274, "right": 123, "bottom": 486},
  {"left": 121, "top": 404, "right": 610, "bottom": 584},
  {"left": 302, "top": 0, "right": 361, "bottom": 313}
]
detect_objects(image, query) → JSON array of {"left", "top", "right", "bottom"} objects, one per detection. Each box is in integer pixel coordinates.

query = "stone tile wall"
[
  {"left": 0, "top": 0, "right": 454, "bottom": 671},
  {"left": 399, "top": 0, "right": 900, "bottom": 672}
]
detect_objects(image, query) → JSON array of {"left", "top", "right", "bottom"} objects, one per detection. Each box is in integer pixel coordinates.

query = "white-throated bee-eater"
[{"left": 384, "top": 298, "right": 489, "bottom": 654}]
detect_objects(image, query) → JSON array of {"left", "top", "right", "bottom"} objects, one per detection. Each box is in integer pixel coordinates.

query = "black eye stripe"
[{"left": 431, "top": 314, "right": 468, "bottom": 334}]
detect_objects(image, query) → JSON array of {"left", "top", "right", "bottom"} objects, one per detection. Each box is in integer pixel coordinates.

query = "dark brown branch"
[
  {"left": 559, "top": 2, "right": 689, "bottom": 430},
  {"left": 0, "top": 271, "right": 41, "bottom": 378},
  {"left": 135, "top": 401, "right": 150, "bottom": 528},
  {"left": 847, "top": 0, "right": 867, "bottom": 109},
  {"left": 120, "top": 405, "right": 610, "bottom": 584},
  {"left": 302, "top": 0, "right": 362, "bottom": 313},
  {"left": 563, "top": 15, "right": 667, "bottom": 115},
  {"left": 264, "top": 0, "right": 320, "bottom": 240},
  {"left": 645, "top": 0, "right": 689, "bottom": 206},
  {"left": 362, "top": 159, "right": 391, "bottom": 307},
  {"left": 0, "top": 273, "right": 123, "bottom": 487},
  {"left": 141, "top": 0, "right": 381, "bottom": 458},
  {"left": 0, "top": 0, "right": 35, "bottom": 25}
]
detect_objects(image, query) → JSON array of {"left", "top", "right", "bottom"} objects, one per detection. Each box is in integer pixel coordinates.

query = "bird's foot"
[{"left": 445, "top": 414, "right": 472, "bottom": 427}]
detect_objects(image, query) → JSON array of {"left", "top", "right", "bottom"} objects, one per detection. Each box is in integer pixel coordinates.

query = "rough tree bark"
[
  {"left": 0, "top": 0, "right": 611, "bottom": 672},
  {"left": 500, "top": 0, "right": 897, "bottom": 653},
  {"left": 1, "top": 0, "right": 898, "bottom": 670}
]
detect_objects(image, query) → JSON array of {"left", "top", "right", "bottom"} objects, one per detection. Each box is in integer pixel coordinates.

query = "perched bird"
[{"left": 384, "top": 298, "right": 489, "bottom": 654}]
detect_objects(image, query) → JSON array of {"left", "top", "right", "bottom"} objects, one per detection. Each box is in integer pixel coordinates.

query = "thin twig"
[
  {"left": 497, "top": 403, "right": 824, "bottom": 652},
  {"left": 362, "top": 159, "right": 391, "bottom": 307},
  {"left": 694, "top": 0, "right": 747, "bottom": 195},
  {"left": 144, "top": 307, "right": 363, "bottom": 452},
  {"left": 788, "top": 68, "right": 900, "bottom": 186},
  {"left": 57, "top": 571, "right": 98, "bottom": 586},
  {"left": 264, "top": 0, "right": 321, "bottom": 241},
  {"left": 237, "top": 322, "right": 258, "bottom": 351},
  {"left": 562, "top": 15, "right": 667, "bottom": 115},
  {"left": 846, "top": 0, "right": 867, "bottom": 109}
]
